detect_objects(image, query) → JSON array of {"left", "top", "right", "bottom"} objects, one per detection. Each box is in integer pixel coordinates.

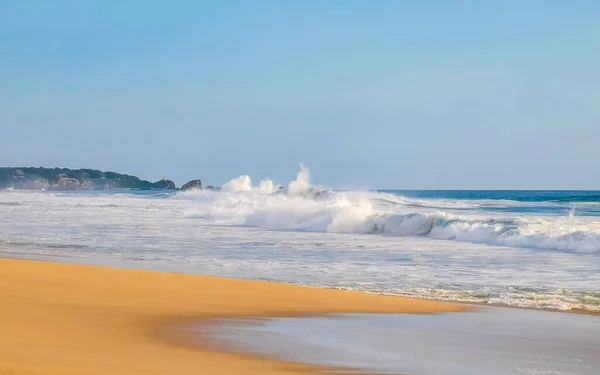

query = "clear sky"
[{"left": 1, "top": 1, "right": 599, "bottom": 189}]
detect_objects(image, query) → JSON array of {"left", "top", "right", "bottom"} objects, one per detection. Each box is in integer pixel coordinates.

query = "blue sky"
[{"left": 1, "top": 1, "right": 599, "bottom": 189}]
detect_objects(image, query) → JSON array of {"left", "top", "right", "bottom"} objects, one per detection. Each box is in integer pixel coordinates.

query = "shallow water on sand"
[{"left": 200, "top": 307, "right": 600, "bottom": 375}]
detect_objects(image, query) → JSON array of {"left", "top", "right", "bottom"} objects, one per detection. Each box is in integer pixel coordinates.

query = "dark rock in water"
[
  {"left": 153, "top": 179, "right": 176, "bottom": 190},
  {"left": 181, "top": 179, "right": 202, "bottom": 191}
]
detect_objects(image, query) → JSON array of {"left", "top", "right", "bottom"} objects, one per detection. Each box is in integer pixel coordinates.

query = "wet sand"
[
  {"left": 0, "top": 258, "right": 466, "bottom": 375},
  {"left": 204, "top": 309, "right": 600, "bottom": 374}
]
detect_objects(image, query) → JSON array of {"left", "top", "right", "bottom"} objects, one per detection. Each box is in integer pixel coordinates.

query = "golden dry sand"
[{"left": 0, "top": 258, "right": 467, "bottom": 375}]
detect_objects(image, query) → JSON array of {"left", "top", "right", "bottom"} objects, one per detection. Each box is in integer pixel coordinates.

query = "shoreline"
[
  {"left": 0, "top": 258, "right": 466, "bottom": 375},
  {"left": 202, "top": 308, "right": 600, "bottom": 374},
  {"left": 157, "top": 317, "right": 371, "bottom": 375},
  {"left": 3, "top": 252, "right": 598, "bottom": 317}
]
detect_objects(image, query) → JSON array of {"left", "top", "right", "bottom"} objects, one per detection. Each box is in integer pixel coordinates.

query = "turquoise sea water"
[{"left": 382, "top": 190, "right": 600, "bottom": 216}]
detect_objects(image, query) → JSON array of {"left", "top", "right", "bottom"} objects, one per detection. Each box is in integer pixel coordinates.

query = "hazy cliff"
[{"left": 0, "top": 167, "right": 177, "bottom": 190}]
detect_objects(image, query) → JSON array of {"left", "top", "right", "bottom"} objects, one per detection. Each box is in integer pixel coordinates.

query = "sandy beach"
[{"left": 0, "top": 258, "right": 467, "bottom": 375}]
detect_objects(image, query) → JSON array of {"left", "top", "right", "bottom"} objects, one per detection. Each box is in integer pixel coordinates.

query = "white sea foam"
[
  {"left": 221, "top": 175, "right": 281, "bottom": 194},
  {"left": 184, "top": 166, "right": 600, "bottom": 253},
  {"left": 221, "top": 175, "right": 253, "bottom": 192},
  {"left": 286, "top": 164, "right": 313, "bottom": 196}
]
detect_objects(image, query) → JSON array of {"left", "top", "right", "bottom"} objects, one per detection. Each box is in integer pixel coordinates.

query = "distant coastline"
[{"left": 0, "top": 167, "right": 203, "bottom": 191}]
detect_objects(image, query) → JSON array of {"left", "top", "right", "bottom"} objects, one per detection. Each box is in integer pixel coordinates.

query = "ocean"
[{"left": 1, "top": 167, "right": 599, "bottom": 312}]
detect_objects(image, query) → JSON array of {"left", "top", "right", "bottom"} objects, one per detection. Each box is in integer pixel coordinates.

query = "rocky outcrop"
[
  {"left": 181, "top": 179, "right": 202, "bottom": 191},
  {"left": 0, "top": 167, "right": 184, "bottom": 190},
  {"left": 153, "top": 179, "right": 176, "bottom": 190},
  {"left": 53, "top": 174, "right": 93, "bottom": 190}
]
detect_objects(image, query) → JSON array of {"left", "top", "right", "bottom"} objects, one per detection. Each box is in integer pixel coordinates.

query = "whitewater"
[{"left": 1, "top": 165, "right": 599, "bottom": 311}]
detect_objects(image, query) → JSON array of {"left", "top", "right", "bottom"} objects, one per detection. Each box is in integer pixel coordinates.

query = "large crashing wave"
[{"left": 179, "top": 165, "right": 600, "bottom": 253}]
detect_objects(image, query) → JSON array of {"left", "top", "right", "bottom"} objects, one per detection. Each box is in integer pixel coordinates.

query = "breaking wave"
[{"left": 181, "top": 166, "right": 600, "bottom": 253}]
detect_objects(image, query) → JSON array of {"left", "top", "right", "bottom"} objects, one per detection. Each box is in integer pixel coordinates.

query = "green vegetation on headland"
[{"left": 0, "top": 167, "right": 201, "bottom": 191}]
